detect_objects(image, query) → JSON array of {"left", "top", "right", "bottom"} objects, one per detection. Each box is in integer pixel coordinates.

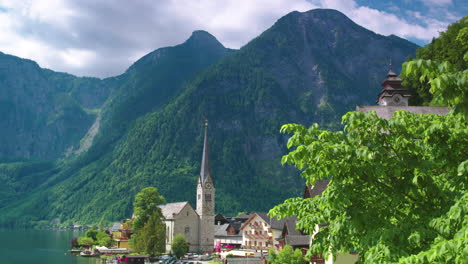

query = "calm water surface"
[{"left": 0, "top": 229, "right": 101, "bottom": 264}]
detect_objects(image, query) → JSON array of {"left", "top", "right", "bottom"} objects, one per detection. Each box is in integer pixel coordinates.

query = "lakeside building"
[
  {"left": 239, "top": 212, "right": 286, "bottom": 250},
  {"left": 158, "top": 121, "right": 215, "bottom": 253}
]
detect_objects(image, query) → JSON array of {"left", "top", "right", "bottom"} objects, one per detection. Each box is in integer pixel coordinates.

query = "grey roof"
[
  {"left": 200, "top": 122, "right": 212, "bottom": 184},
  {"left": 285, "top": 235, "right": 311, "bottom": 246},
  {"left": 255, "top": 212, "right": 286, "bottom": 230},
  {"left": 304, "top": 180, "right": 329, "bottom": 199},
  {"left": 229, "top": 221, "right": 242, "bottom": 233},
  {"left": 284, "top": 217, "right": 302, "bottom": 236},
  {"left": 214, "top": 224, "right": 229, "bottom": 236},
  {"left": 355, "top": 106, "right": 450, "bottom": 120},
  {"left": 111, "top": 222, "right": 122, "bottom": 232},
  {"left": 159, "top": 202, "right": 190, "bottom": 220},
  {"left": 235, "top": 213, "right": 252, "bottom": 221}
]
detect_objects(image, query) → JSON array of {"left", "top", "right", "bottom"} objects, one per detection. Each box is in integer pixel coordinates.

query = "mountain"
[
  {"left": 0, "top": 9, "right": 418, "bottom": 226},
  {"left": 0, "top": 30, "right": 234, "bottom": 225},
  {"left": 0, "top": 52, "right": 113, "bottom": 160}
]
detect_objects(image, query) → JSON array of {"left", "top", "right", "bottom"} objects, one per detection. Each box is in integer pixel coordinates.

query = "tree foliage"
[
  {"left": 270, "top": 109, "right": 467, "bottom": 263},
  {"left": 402, "top": 58, "right": 468, "bottom": 116},
  {"left": 130, "top": 212, "right": 166, "bottom": 255},
  {"left": 78, "top": 236, "right": 95, "bottom": 247},
  {"left": 96, "top": 231, "right": 112, "bottom": 247},
  {"left": 402, "top": 15, "right": 467, "bottom": 106},
  {"left": 85, "top": 227, "right": 98, "bottom": 241},
  {"left": 269, "top": 245, "right": 305, "bottom": 264},
  {"left": 171, "top": 234, "right": 189, "bottom": 259},
  {"left": 133, "top": 187, "right": 165, "bottom": 230}
]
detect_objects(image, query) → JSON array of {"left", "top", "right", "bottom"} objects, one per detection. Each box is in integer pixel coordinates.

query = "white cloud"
[
  {"left": 0, "top": 0, "right": 462, "bottom": 77},
  {"left": 422, "top": 0, "right": 452, "bottom": 7},
  {"left": 313, "top": 0, "right": 450, "bottom": 41}
]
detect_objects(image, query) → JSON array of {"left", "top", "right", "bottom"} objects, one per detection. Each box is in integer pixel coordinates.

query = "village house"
[
  {"left": 278, "top": 217, "right": 310, "bottom": 252},
  {"left": 214, "top": 213, "right": 252, "bottom": 250},
  {"left": 111, "top": 219, "right": 133, "bottom": 249},
  {"left": 214, "top": 222, "right": 243, "bottom": 250},
  {"left": 239, "top": 213, "right": 286, "bottom": 250}
]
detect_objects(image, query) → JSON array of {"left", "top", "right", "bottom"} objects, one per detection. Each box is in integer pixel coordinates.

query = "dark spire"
[
  {"left": 200, "top": 120, "right": 212, "bottom": 184},
  {"left": 387, "top": 59, "right": 396, "bottom": 76}
]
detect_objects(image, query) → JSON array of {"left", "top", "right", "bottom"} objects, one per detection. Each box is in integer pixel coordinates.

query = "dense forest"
[{"left": 0, "top": 9, "right": 419, "bottom": 226}]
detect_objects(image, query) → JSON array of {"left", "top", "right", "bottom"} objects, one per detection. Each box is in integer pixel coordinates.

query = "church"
[{"left": 158, "top": 121, "right": 215, "bottom": 253}]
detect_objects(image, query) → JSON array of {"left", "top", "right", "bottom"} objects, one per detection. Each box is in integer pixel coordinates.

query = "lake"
[{"left": 0, "top": 229, "right": 101, "bottom": 264}]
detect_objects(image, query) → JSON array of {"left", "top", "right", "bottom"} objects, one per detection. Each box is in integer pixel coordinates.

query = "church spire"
[{"left": 200, "top": 120, "right": 212, "bottom": 184}]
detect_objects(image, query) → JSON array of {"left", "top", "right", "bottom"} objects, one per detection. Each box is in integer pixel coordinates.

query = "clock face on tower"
[{"left": 205, "top": 183, "right": 212, "bottom": 189}]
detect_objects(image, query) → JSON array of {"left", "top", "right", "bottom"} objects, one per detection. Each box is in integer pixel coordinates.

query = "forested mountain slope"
[
  {"left": 0, "top": 52, "right": 112, "bottom": 160},
  {"left": 0, "top": 9, "right": 418, "bottom": 226}
]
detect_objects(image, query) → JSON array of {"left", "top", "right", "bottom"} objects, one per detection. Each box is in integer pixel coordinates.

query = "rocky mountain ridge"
[{"left": 0, "top": 9, "right": 419, "bottom": 225}]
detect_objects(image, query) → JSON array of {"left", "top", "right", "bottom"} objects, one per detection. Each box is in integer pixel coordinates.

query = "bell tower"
[
  {"left": 377, "top": 64, "right": 411, "bottom": 106},
  {"left": 196, "top": 120, "right": 215, "bottom": 252}
]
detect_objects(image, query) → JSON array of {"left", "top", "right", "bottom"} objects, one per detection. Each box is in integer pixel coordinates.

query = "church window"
[
  {"left": 185, "top": 227, "right": 190, "bottom": 234},
  {"left": 198, "top": 194, "right": 201, "bottom": 200},
  {"left": 166, "top": 227, "right": 169, "bottom": 242},
  {"left": 187, "top": 211, "right": 189, "bottom": 216},
  {"left": 205, "top": 194, "right": 212, "bottom": 201}
]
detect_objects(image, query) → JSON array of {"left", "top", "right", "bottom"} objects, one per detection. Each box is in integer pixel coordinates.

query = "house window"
[
  {"left": 254, "top": 241, "right": 257, "bottom": 246},
  {"left": 205, "top": 194, "right": 212, "bottom": 201},
  {"left": 259, "top": 231, "right": 262, "bottom": 234}
]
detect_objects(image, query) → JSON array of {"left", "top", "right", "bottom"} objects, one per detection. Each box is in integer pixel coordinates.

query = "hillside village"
[
  {"left": 89, "top": 67, "right": 451, "bottom": 264},
  {"left": 0, "top": 5, "right": 465, "bottom": 264}
]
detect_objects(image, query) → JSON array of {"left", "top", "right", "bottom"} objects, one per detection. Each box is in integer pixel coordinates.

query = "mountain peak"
[{"left": 184, "top": 30, "right": 225, "bottom": 49}]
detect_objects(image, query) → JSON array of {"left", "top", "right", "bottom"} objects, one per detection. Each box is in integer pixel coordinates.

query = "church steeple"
[
  {"left": 199, "top": 120, "right": 212, "bottom": 185},
  {"left": 377, "top": 63, "right": 411, "bottom": 106},
  {"left": 196, "top": 120, "right": 215, "bottom": 252}
]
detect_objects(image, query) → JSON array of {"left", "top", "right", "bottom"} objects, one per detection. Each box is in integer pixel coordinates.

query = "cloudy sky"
[{"left": 0, "top": 0, "right": 466, "bottom": 78}]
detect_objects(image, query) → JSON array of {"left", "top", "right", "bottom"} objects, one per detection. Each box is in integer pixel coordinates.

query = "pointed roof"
[
  {"left": 304, "top": 179, "right": 329, "bottom": 199},
  {"left": 200, "top": 120, "right": 212, "bottom": 184},
  {"left": 377, "top": 65, "right": 410, "bottom": 104},
  {"left": 240, "top": 212, "right": 286, "bottom": 231}
]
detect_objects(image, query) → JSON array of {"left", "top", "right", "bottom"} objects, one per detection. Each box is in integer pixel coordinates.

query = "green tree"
[
  {"left": 402, "top": 15, "right": 467, "bottom": 106},
  {"left": 78, "top": 236, "right": 95, "bottom": 247},
  {"left": 268, "top": 245, "right": 305, "bottom": 264},
  {"left": 130, "top": 212, "right": 166, "bottom": 255},
  {"left": 171, "top": 234, "right": 189, "bottom": 259},
  {"left": 402, "top": 58, "right": 468, "bottom": 116},
  {"left": 270, "top": 109, "right": 467, "bottom": 263},
  {"left": 96, "top": 231, "right": 112, "bottom": 247},
  {"left": 85, "top": 227, "right": 98, "bottom": 241},
  {"left": 133, "top": 187, "right": 166, "bottom": 230}
]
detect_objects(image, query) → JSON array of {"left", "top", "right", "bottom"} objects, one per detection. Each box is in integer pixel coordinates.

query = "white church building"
[{"left": 158, "top": 121, "right": 215, "bottom": 253}]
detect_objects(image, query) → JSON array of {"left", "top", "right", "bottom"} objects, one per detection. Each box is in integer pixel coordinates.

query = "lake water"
[{"left": 0, "top": 229, "right": 101, "bottom": 264}]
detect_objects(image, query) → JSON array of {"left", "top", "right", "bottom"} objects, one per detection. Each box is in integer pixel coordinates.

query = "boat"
[{"left": 80, "top": 250, "right": 99, "bottom": 257}]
